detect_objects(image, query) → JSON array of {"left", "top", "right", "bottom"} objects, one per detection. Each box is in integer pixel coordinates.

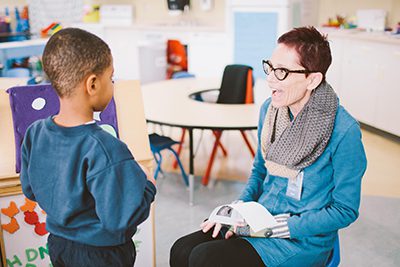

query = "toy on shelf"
[
  {"left": 0, "top": 7, "right": 12, "bottom": 33},
  {"left": 322, "top": 15, "right": 357, "bottom": 29},
  {"left": 40, "top": 22, "right": 61, "bottom": 38},
  {"left": 83, "top": 5, "right": 100, "bottom": 23},
  {"left": 0, "top": 6, "right": 31, "bottom": 42},
  {"left": 15, "top": 6, "right": 30, "bottom": 33}
]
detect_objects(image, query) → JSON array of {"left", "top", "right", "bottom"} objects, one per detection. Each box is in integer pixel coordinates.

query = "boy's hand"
[{"left": 138, "top": 163, "right": 156, "bottom": 186}]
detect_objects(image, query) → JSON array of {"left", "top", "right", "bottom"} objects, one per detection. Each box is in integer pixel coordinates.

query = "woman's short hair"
[
  {"left": 42, "top": 28, "right": 112, "bottom": 97},
  {"left": 278, "top": 26, "right": 331, "bottom": 79}
]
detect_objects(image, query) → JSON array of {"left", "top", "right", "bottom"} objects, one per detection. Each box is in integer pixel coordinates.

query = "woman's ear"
[
  {"left": 85, "top": 74, "right": 98, "bottom": 96},
  {"left": 306, "top": 72, "right": 323, "bottom": 91}
]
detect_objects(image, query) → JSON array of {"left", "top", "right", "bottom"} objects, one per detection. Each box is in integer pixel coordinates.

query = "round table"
[{"left": 142, "top": 78, "right": 261, "bottom": 205}]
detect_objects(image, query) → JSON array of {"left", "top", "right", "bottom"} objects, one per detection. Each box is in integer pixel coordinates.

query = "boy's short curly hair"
[{"left": 42, "top": 28, "right": 112, "bottom": 97}]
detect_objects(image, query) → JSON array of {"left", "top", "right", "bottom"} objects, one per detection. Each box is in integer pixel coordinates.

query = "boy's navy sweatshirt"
[{"left": 20, "top": 117, "right": 156, "bottom": 246}]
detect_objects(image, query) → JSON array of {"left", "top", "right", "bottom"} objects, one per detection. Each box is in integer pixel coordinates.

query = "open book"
[{"left": 208, "top": 201, "right": 278, "bottom": 233}]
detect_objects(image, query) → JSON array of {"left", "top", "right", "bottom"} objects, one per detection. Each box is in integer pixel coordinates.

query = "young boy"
[{"left": 20, "top": 28, "right": 156, "bottom": 267}]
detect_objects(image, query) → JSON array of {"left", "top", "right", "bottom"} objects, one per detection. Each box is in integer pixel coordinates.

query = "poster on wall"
[
  {"left": 0, "top": 194, "right": 50, "bottom": 267},
  {"left": 0, "top": 194, "right": 154, "bottom": 267}
]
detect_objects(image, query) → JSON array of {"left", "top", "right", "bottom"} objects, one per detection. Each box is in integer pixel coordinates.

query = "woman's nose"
[{"left": 267, "top": 71, "right": 277, "bottom": 83}]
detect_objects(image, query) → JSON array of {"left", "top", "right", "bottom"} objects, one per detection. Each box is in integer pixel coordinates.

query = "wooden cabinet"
[
  {"left": 327, "top": 33, "right": 400, "bottom": 136},
  {"left": 374, "top": 43, "right": 400, "bottom": 135},
  {"left": 340, "top": 39, "right": 379, "bottom": 126}
]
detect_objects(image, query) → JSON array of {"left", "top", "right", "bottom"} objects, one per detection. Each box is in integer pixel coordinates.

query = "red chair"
[
  {"left": 166, "top": 39, "right": 188, "bottom": 79},
  {"left": 174, "top": 65, "right": 256, "bottom": 185}
]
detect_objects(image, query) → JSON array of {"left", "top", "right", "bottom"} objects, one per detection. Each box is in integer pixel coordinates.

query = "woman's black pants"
[{"left": 170, "top": 228, "right": 265, "bottom": 267}]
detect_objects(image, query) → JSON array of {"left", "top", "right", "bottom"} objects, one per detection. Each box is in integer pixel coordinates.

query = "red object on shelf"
[{"left": 166, "top": 39, "right": 188, "bottom": 79}]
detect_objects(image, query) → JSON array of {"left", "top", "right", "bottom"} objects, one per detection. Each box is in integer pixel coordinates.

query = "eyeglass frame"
[{"left": 262, "top": 59, "right": 320, "bottom": 81}]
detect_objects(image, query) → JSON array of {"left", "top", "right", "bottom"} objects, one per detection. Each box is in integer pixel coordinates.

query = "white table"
[{"left": 141, "top": 78, "right": 262, "bottom": 205}]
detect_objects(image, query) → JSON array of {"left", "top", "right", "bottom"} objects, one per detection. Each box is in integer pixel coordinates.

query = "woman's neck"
[{"left": 288, "top": 91, "right": 312, "bottom": 119}]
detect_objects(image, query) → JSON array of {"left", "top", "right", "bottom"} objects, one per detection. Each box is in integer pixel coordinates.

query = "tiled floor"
[{"left": 153, "top": 127, "right": 400, "bottom": 267}]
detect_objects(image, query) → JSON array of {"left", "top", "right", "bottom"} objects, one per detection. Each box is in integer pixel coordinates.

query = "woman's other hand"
[{"left": 200, "top": 220, "right": 222, "bottom": 238}]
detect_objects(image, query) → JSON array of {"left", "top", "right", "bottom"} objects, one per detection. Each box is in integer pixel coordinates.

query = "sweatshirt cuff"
[
  {"left": 269, "top": 213, "right": 290, "bottom": 238},
  {"left": 234, "top": 213, "right": 291, "bottom": 239},
  {"left": 146, "top": 180, "right": 157, "bottom": 199}
]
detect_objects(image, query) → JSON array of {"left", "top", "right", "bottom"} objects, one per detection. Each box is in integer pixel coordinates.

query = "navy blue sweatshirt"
[{"left": 20, "top": 117, "right": 156, "bottom": 246}]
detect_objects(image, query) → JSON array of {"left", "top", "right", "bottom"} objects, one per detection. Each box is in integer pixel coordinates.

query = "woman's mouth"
[{"left": 271, "top": 88, "right": 281, "bottom": 97}]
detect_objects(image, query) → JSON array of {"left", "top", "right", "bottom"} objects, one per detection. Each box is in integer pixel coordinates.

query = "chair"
[
  {"left": 171, "top": 71, "right": 195, "bottom": 79},
  {"left": 6, "top": 84, "right": 119, "bottom": 173},
  {"left": 326, "top": 237, "right": 340, "bottom": 267},
  {"left": 173, "top": 64, "right": 255, "bottom": 185},
  {"left": 148, "top": 133, "right": 189, "bottom": 186},
  {"left": 166, "top": 39, "right": 188, "bottom": 79}
]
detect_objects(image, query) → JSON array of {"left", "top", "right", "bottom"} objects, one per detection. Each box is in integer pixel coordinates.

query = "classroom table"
[{"left": 141, "top": 77, "right": 262, "bottom": 205}]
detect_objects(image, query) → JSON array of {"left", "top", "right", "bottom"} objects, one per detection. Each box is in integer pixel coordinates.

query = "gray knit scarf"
[{"left": 261, "top": 82, "right": 338, "bottom": 179}]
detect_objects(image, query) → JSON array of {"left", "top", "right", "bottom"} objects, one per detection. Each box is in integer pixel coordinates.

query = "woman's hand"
[
  {"left": 200, "top": 220, "right": 223, "bottom": 238},
  {"left": 200, "top": 220, "right": 243, "bottom": 239},
  {"left": 224, "top": 228, "right": 235, "bottom": 239}
]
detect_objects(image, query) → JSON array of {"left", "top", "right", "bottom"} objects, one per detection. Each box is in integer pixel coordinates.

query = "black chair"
[{"left": 174, "top": 64, "right": 256, "bottom": 185}]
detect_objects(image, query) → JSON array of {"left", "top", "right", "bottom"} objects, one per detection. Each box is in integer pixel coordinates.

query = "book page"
[
  {"left": 228, "top": 202, "right": 278, "bottom": 232},
  {"left": 208, "top": 205, "right": 245, "bottom": 226}
]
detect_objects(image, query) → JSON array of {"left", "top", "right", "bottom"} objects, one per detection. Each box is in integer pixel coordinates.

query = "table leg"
[{"left": 188, "top": 128, "right": 194, "bottom": 206}]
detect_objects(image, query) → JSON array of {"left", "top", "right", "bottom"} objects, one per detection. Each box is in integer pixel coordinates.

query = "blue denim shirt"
[{"left": 239, "top": 98, "right": 367, "bottom": 267}]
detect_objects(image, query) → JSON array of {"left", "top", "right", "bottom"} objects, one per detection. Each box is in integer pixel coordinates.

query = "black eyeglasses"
[{"left": 262, "top": 60, "right": 319, "bottom": 81}]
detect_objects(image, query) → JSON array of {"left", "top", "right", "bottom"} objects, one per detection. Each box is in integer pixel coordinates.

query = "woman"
[{"left": 170, "top": 26, "right": 367, "bottom": 267}]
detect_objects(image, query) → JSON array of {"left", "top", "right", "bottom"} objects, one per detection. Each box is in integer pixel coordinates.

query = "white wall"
[
  {"left": 1, "top": 0, "right": 226, "bottom": 29},
  {"left": 318, "top": 0, "right": 400, "bottom": 28},
  {"left": 2, "top": 0, "right": 400, "bottom": 30}
]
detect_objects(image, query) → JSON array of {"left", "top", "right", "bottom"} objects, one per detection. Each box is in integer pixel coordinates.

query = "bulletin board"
[
  {"left": 0, "top": 194, "right": 50, "bottom": 267},
  {"left": 0, "top": 79, "right": 156, "bottom": 267}
]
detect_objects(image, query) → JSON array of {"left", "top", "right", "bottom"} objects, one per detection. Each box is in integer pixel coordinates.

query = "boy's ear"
[
  {"left": 306, "top": 72, "right": 323, "bottom": 91},
  {"left": 85, "top": 74, "right": 99, "bottom": 96}
]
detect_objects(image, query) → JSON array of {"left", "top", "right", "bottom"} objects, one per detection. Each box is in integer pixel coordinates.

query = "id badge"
[{"left": 286, "top": 171, "right": 303, "bottom": 201}]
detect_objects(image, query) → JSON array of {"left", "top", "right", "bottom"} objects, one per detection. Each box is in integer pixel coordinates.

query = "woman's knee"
[
  {"left": 170, "top": 235, "right": 193, "bottom": 267},
  {"left": 188, "top": 243, "right": 221, "bottom": 267}
]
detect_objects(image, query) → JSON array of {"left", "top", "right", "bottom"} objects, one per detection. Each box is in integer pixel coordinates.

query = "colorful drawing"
[
  {"left": 34, "top": 222, "right": 47, "bottom": 236},
  {"left": 24, "top": 211, "right": 39, "bottom": 225},
  {"left": 20, "top": 198, "right": 37, "bottom": 212},
  {"left": 2, "top": 217, "right": 20, "bottom": 234},
  {"left": 1, "top": 201, "right": 19, "bottom": 218},
  {"left": 0, "top": 199, "right": 47, "bottom": 236}
]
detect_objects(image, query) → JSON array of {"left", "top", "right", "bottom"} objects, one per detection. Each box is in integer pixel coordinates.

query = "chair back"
[
  {"left": 6, "top": 84, "right": 119, "bottom": 173},
  {"left": 167, "top": 39, "right": 188, "bottom": 79},
  {"left": 216, "top": 64, "right": 254, "bottom": 104}
]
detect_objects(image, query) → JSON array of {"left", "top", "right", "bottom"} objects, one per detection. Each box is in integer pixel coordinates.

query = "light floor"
[{"left": 153, "top": 127, "right": 400, "bottom": 267}]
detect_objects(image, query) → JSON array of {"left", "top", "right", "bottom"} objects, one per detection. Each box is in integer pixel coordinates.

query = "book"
[{"left": 208, "top": 201, "right": 278, "bottom": 233}]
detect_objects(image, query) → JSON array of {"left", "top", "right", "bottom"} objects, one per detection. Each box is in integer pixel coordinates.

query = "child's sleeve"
[
  {"left": 20, "top": 128, "right": 36, "bottom": 201},
  {"left": 86, "top": 159, "right": 156, "bottom": 232}
]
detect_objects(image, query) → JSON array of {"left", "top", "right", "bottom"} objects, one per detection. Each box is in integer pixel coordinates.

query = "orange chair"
[{"left": 166, "top": 39, "right": 188, "bottom": 79}]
